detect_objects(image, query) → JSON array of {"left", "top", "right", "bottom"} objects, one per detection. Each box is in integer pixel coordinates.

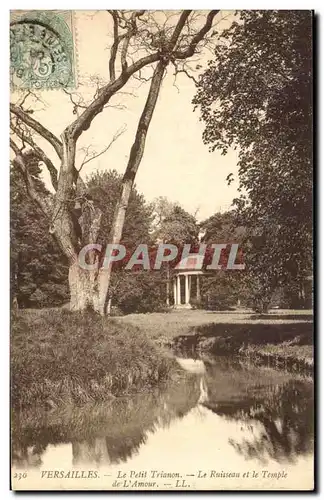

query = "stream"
[{"left": 11, "top": 354, "right": 314, "bottom": 490}]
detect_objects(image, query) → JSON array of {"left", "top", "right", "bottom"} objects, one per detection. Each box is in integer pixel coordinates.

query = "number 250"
[{"left": 14, "top": 472, "right": 27, "bottom": 480}]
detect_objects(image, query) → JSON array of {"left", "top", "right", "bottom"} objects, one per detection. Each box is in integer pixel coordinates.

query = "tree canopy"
[
  {"left": 87, "top": 170, "right": 154, "bottom": 250},
  {"left": 10, "top": 154, "right": 69, "bottom": 308},
  {"left": 193, "top": 10, "right": 313, "bottom": 310},
  {"left": 153, "top": 202, "right": 199, "bottom": 245}
]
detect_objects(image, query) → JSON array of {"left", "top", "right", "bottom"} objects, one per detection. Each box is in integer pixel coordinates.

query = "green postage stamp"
[{"left": 10, "top": 10, "right": 76, "bottom": 90}]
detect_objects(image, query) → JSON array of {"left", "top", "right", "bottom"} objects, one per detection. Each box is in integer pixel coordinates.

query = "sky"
[{"left": 11, "top": 10, "right": 239, "bottom": 222}]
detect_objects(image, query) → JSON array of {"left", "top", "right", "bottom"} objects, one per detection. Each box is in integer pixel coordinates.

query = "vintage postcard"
[{"left": 10, "top": 10, "right": 314, "bottom": 491}]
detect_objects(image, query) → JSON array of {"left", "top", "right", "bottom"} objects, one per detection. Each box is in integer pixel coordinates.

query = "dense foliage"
[
  {"left": 87, "top": 170, "right": 154, "bottom": 250},
  {"left": 87, "top": 171, "right": 168, "bottom": 313},
  {"left": 199, "top": 211, "right": 246, "bottom": 310},
  {"left": 10, "top": 155, "right": 69, "bottom": 308},
  {"left": 194, "top": 10, "right": 313, "bottom": 311},
  {"left": 12, "top": 162, "right": 205, "bottom": 313},
  {"left": 153, "top": 201, "right": 199, "bottom": 245}
]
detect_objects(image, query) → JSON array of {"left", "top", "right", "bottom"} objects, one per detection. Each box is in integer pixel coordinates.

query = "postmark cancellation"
[{"left": 10, "top": 10, "right": 76, "bottom": 90}]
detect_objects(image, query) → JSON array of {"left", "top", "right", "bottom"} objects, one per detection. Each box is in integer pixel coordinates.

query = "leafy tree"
[
  {"left": 87, "top": 170, "right": 154, "bottom": 250},
  {"left": 151, "top": 199, "right": 199, "bottom": 306},
  {"left": 111, "top": 271, "right": 167, "bottom": 314},
  {"left": 86, "top": 170, "right": 166, "bottom": 313},
  {"left": 156, "top": 204, "right": 199, "bottom": 245},
  {"left": 10, "top": 153, "right": 69, "bottom": 308},
  {"left": 193, "top": 10, "right": 312, "bottom": 311},
  {"left": 200, "top": 210, "right": 245, "bottom": 244},
  {"left": 199, "top": 211, "right": 246, "bottom": 310},
  {"left": 10, "top": 10, "right": 219, "bottom": 314},
  {"left": 151, "top": 196, "right": 176, "bottom": 234}
]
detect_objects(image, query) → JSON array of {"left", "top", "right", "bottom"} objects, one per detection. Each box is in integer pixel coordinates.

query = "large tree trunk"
[
  {"left": 52, "top": 63, "right": 166, "bottom": 315},
  {"left": 69, "top": 261, "right": 100, "bottom": 312},
  {"left": 98, "top": 61, "right": 166, "bottom": 315},
  {"left": 51, "top": 132, "right": 103, "bottom": 312},
  {"left": 11, "top": 12, "right": 219, "bottom": 316}
]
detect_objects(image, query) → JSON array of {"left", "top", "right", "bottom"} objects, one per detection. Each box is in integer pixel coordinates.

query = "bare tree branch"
[
  {"left": 173, "top": 10, "right": 220, "bottom": 59},
  {"left": 79, "top": 125, "right": 126, "bottom": 171},
  {"left": 10, "top": 104, "right": 63, "bottom": 160},
  {"left": 10, "top": 139, "right": 52, "bottom": 217},
  {"left": 67, "top": 11, "right": 218, "bottom": 142},
  {"left": 172, "top": 71, "right": 180, "bottom": 93},
  {"left": 17, "top": 89, "right": 48, "bottom": 113},
  {"left": 66, "top": 52, "right": 161, "bottom": 141},
  {"left": 121, "top": 31, "right": 132, "bottom": 72},
  {"left": 11, "top": 122, "right": 59, "bottom": 191},
  {"left": 172, "top": 61, "right": 199, "bottom": 85},
  {"left": 108, "top": 10, "right": 120, "bottom": 81},
  {"left": 62, "top": 88, "right": 88, "bottom": 115},
  {"left": 10, "top": 138, "right": 21, "bottom": 156},
  {"left": 18, "top": 91, "right": 32, "bottom": 109},
  {"left": 133, "top": 67, "right": 154, "bottom": 84},
  {"left": 169, "top": 10, "right": 192, "bottom": 48},
  {"left": 120, "top": 11, "right": 145, "bottom": 73}
]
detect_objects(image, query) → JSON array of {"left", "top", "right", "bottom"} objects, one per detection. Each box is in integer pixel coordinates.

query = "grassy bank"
[
  {"left": 11, "top": 309, "right": 179, "bottom": 409},
  {"left": 117, "top": 309, "right": 312, "bottom": 340},
  {"left": 12, "top": 371, "right": 201, "bottom": 468},
  {"left": 173, "top": 320, "right": 313, "bottom": 372},
  {"left": 241, "top": 343, "right": 313, "bottom": 371},
  {"left": 118, "top": 309, "right": 313, "bottom": 371}
]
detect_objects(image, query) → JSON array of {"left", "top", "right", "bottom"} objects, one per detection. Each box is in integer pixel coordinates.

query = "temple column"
[
  {"left": 177, "top": 275, "right": 181, "bottom": 305},
  {"left": 185, "top": 274, "right": 190, "bottom": 305},
  {"left": 173, "top": 279, "right": 177, "bottom": 306},
  {"left": 196, "top": 274, "right": 201, "bottom": 301},
  {"left": 166, "top": 263, "right": 170, "bottom": 306}
]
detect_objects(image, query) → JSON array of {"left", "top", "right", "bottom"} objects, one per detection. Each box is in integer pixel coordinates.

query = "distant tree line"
[{"left": 11, "top": 160, "right": 311, "bottom": 313}]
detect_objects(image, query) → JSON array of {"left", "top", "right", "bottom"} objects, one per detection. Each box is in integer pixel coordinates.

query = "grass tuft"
[{"left": 11, "top": 309, "right": 178, "bottom": 409}]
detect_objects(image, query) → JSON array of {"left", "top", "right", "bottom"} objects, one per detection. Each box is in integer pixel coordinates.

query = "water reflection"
[
  {"left": 11, "top": 357, "right": 313, "bottom": 470},
  {"left": 202, "top": 358, "right": 313, "bottom": 464},
  {"left": 12, "top": 371, "right": 201, "bottom": 468}
]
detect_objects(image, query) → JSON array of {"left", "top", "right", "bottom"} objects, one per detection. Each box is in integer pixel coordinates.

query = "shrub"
[
  {"left": 113, "top": 271, "right": 167, "bottom": 314},
  {"left": 190, "top": 298, "right": 203, "bottom": 310}
]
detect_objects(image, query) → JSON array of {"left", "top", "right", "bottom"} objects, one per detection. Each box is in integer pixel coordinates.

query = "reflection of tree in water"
[
  {"left": 13, "top": 356, "right": 313, "bottom": 468},
  {"left": 12, "top": 372, "right": 201, "bottom": 468},
  {"left": 204, "top": 378, "right": 313, "bottom": 464},
  {"left": 12, "top": 440, "right": 48, "bottom": 468},
  {"left": 71, "top": 432, "right": 147, "bottom": 466},
  {"left": 11, "top": 415, "right": 53, "bottom": 468}
]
